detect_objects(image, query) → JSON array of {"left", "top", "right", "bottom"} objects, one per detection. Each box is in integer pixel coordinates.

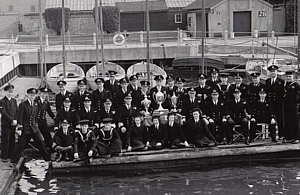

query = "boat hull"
[
  {"left": 126, "top": 62, "right": 167, "bottom": 87},
  {"left": 86, "top": 62, "right": 126, "bottom": 91},
  {"left": 46, "top": 63, "right": 85, "bottom": 93},
  {"left": 172, "top": 56, "right": 225, "bottom": 71}
]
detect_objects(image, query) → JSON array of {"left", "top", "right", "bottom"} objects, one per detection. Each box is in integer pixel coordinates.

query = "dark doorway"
[{"left": 233, "top": 11, "right": 251, "bottom": 36}]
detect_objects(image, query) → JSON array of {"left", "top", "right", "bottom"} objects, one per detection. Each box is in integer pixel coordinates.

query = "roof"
[
  {"left": 117, "top": 1, "right": 168, "bottom": 12},
  {"left": 165, "top": 0, "right": 195, "bottom": 8},
  {"left": 46, "top": 0, "right": 115, "bottom": 10},
  {"left": 184, "top": 0, "right": 223, "bottom": 10}
]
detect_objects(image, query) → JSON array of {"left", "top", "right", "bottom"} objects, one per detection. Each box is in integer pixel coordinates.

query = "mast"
[
  {"left": 146, "top": 0, "right": 150, "bottom": 82},
  {"left": 38, "top": 0, "right": 44, "bottom": 84},
  {"left": 99, "top": 0, "right": 105, "bottom": 76},
  {"left": 298, "top": 0, "right": 300, "bottom": 64},
  {"left": 95, "top": 0, "right": 100, "bottom": 76},
  {"left": 201, "top": 0, "right": 205, "bottom": 74},
  {"left": 62, "top": 0, "right": 66, "bottom": 78}
]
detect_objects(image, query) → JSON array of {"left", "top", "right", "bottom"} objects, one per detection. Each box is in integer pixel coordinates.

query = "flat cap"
[
  {"left": 250, "top": 72, "right": 261, "bottom": 77},
  {"left": 83, "top": 96, "right": 92, "bottom": 102},
  {"left": 235, "top": 73, "right": 244, "bottom": 78},
  {"left": 63, "top": 97, "right": 72, "bottom": 102},
  {"left": 79, "top": 119, "right": 90, "bottom": 125},
  {"left": 120, "top": 77, "right": 129, "bottom": 84},
  {"left": 27, "top": 88, "right": 38, "bottom": 94},
  {"left": 154, "top": 75, "right": 164, "bottom": 81},
  {"left": 233, "top": 88, "right": 241, "bottom": 93},
  {"left": 4, "top": 84, "right": 14, "bottom": 92},
  {"left": 94, "top": 77, "right": 105, "bottom": 83},
  {"left": 219, "top": 72, "right": 229, "bottom": 77},
  {"left": 39, "top": 87, "right": 49, "bottom": 92},
  {"left": 210, "top": 69, "right": 219, "bottom": 73},
  {"left": 57, "top": 80, "right": 67, "bottom": 86},
  {"left": 124, "top": 92, "right": 132, "bottom": 99},
  {"left": 77, "top": 79, "right": 87, "bottom": 86},
  {"left": 108, "top": 70, "right": 118, "bottom": 75},
  {"left": 267, "top": 65, "right": 279, "bottom": 71},
  {"left": 198, "top": 74, "right": 207, "bottom": 79},
  {"left": 140, "top": 80, "right": 150, "bottom": 86},
  {"left": 166, "top": 75, "right": 175, "bottom": 81},
  {"left": 187, "top": 87, "right": 196, "bottom": 93},
  {"left": 211, "top": 89, "right": 219, "bottom": 95},
  {"left": 129, "top": 75, "right": 138, "bottom": 81},
  {"left": 60, "top": 118, "right": 71, "bottom": 124},
  {"left": 104, "top": 98, "right": 112, "bottom": 104},
  {"left": 176, "top": 77, "right": 186, "bottom": 83},
  {"left": 259, "top": 88, "right": 267, "bottom": 94},
  {"left": 102, "top": 118, "right": 113, "bottom": 123}
]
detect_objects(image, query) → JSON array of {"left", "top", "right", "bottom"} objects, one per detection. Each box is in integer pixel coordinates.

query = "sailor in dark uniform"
[
  {"left": 117, "top": 93, "right": 138, "bottom": 148},
  {"left": 248, "top": 72, "right": 266, "bottom": 106},
  {"left": 226, "top": 88, "right": 251, "bottom": 145},
  {"left": 55, "top": 80, "right": 73, "bottom": 112},
  {"left": 127, "top": 115, "right": 148, "bottom": 151},
  {"left": 195, "top": 74, "right": 212, "bottom": 104},
  {"left": 181, "top": 87, "right": 203, "bottom": 120},
  {"left": 104, "top": 70, "right": 120, "bottom": 101},
  {"left": 203, "top": 89, "right": 227, "bottom": 144},
  {"left": 166, "top": 112, "right": 189, "bottom": 148},
  {"left": 91, "top": 78, "right": 112, "bottom": 110},
  {"left": 73, "top": 119, "right": 97, "bottom": 163},
  {"left": 77, "top": 96, "right": 100, "bottom": 128},
  {"left": 229, "top": 73, "right": 248, "bottom": 100},
  {"left": 249, "top": 89, "right": 277, "bottom": 143},
  {"left": 265, "top": 65, "right": 285, "bottom": 139},
  {"left": 0, "top": 84, "right": 18, "bottom": 162},
  {"left": 185, "top": 108, "right": 217, "bottom": 148},
  {"left": 54, "top": 97, "right": 80, "bottom": 131},
  {"left": 215, "top": 72, "right": 231, "bottom": 102},
  {"left": 206, "top": 68, "right": 220, "bottom": 90},
  {"left": 128, "top": 75, "right": 140, "bottom": 107},
  {"left": 283, "top": 70, "right": 300, "bottom": 144},
  {"left": 147, "top": 115, "right": 168, "bottom": 150},
  {"left": 35, "top": 87, "right": 55, "bottom": 149},
  {"left": 73, "top": 79, "right": 91, "bottom": 111},
  {"left": 94, "top": 118, "right": 122, "bottom": 157},
  {"left": 10, "top": 88, "right": 50, "bottom": 165},
  {"left": 52, "top": 119, "right": 75, "bottom": 161},
  {"left": 175, "top": 77, "right": 188, "bottom": 102},
  {"left": 114, "top": 77, "right": 130, "bottom": 108},
  {"left": 149, "top": 75, "right": 168, "bottom": 110},
  {"left": 99, "top": 98, "right": 118, "bottom": 126}
]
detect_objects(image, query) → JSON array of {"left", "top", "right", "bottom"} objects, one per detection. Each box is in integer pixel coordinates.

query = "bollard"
[
  {"left": 140, "top": 31, "right": 143, "bottom": 45},
  {"left": 230, "top": 32, "right": 235, "bottom": 39},
  {"left": 254, "top": 30, "right": 258, "bottom": 38},
  {"left": 45, "top": 34, "right": 49, "bottom": 47},
  {"left": 179, "top": 29, "right": 183, "bottom": 44},
  {"left": 271, "top": 31, "right": 275, "bottom": 45},
  {"left": 224, "top": 30, "right": 228, "bottom": 45},
  {"left": 93, "top": 33, "right": 96, "bottom": 45}
]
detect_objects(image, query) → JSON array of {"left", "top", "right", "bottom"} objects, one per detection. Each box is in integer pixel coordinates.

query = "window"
[
  {"left": 31, "top": 5, "right": 36, "bottom": 13},
  {"left": 8, "top": 6, "right": 13, "bottom": 12},
  {"left": 175, "top": 14, "right": 182, "bottom": 23}
]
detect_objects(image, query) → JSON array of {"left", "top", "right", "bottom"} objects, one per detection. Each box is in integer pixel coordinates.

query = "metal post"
[
  {"left": 224, "top": 30, "right": 228, "bottom": 45},
  {"left": 99, "top": 0, "right": 105, "bottom": 76},
  {"left": 62, "top": 0, "right": 66, "bottom": 78},
  {"left": 95, "top": 0, "right": 100, "bottom": 77},
  {"left": 39, "top": 0, "right": 44, "bottom": 83},
  {"left": 298, "top": 0, "right": 300, "bottom": 64},
  {"left": 140, "top": 31, "right": 143, "bottom": 45},
  {"left": 201, "top": 0, "right": 205, "bottom": 74},
  {"left": 45, "top": 34, "right": 49, "bottom": 47},
  {"left": 146, "top": 0, "right": 150, "bottom": 83}
]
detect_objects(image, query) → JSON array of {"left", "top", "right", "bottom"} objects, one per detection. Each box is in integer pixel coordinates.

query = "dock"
[
  {"left": 0, "top": 157, "right": 24, "bottom": 195},
  {"left": 50, "top": 141, "right": 300, "bottom": 175}
]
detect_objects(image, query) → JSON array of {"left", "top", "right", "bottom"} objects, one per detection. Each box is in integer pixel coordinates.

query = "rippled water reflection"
[{"left": 15, "top": 160, "right": 300, "bottom": 194}]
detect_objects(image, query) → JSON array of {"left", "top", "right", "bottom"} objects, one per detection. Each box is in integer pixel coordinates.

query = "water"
[{"left": 14, "top": 159, "right": 300, "bottom": 194}]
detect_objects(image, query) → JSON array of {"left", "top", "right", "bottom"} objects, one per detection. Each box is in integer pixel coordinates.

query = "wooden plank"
[
  {"left": 50, "top": 143, "right": 300, "bottom": 174},
  {"left": 0, "top": 157, "right": 24, "bottom": 195}
]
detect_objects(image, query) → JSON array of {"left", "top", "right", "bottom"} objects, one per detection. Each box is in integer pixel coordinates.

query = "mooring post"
[
  {"left": 45, "top": 34, "right": 49, "bottom": 47},
  {"left": 224, "top": 30, "right": 228, "bottom": 45},
  {"left": 271, "top": 31, "right": 275, "bottom": 45}
]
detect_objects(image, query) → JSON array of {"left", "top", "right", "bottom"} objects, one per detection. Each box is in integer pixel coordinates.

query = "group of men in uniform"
[{"left": 1, "top": 65, "right": 300, "bottom": 164}]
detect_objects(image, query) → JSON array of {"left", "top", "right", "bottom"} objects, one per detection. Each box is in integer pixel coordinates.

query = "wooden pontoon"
[{"left": 50, "top": 142, "right": 300, "bottom": 175}]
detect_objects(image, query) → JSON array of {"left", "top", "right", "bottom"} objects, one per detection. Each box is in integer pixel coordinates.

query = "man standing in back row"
[{"left": 0, "top": 84, "right": 18, "bottom": 163}]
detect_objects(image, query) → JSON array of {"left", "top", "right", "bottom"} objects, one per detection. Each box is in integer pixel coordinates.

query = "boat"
[
  {"left": 49, "top": 141, "right": 300, "bottom": 175},
  {"left": 86, "top": 62, "right": 126, "bottom": 91},
  {"left": 126, "top": 61, "right": 167, "bottom": 87},
  {"left": 172, "top": 56, "right": 225, "bottom": 71},
  {"left": 245, "top": 58, "right": 298, "bottom": 84},
  {"left": 45, "top": 62, "right": 85, "bottom": 93}
]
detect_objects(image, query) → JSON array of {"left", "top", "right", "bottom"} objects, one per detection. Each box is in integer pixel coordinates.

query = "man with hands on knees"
[
  {"left": 249, "top": 88, "right": 277, "bottom": 143},
  {"left": 73, "top": 120, "right": 97, "bottom": 163}
]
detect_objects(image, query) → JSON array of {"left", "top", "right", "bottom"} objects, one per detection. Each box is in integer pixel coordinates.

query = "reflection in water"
[{"left": 15, "top": 160, "right": 300, "bottom": 194}]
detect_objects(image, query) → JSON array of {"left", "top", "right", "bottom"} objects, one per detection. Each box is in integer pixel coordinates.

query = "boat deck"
[{"left": 50, "top": 140, "right": 300, "bottom": 175}]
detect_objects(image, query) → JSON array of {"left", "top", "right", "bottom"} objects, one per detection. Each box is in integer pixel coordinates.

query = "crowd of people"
[{"left": 1, "top": 65, "right": 300, "bottom": 166}]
